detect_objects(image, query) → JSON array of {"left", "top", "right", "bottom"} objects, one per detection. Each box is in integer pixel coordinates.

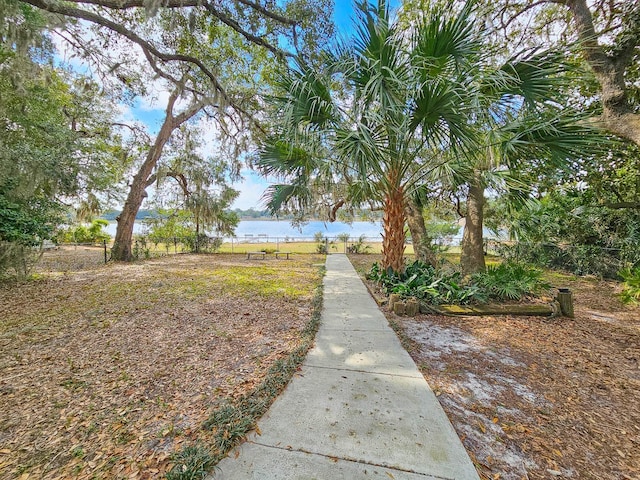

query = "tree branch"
[
  {"left": 25, "top": 0, "right": 232, "bottom": 101},
  {"left": 566, "top": 0, "right": 612, "bottom": 73},
  {"left": 202, "top": 2, "right": 290, "bottom": 59},
  {"left": 328, "top": 199, "right": 345, "bottom": 222},
  {"left": 603, "top": 201, "right": 640, "bottom": 209},
  {"left": 58, "top": 0, "right": 294, "bottom": 57},
  {"left": 236, "top": 0, "right": 297, "bottom": 26}
]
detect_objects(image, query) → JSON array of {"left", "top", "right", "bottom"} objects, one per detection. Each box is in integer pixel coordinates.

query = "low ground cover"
[
  {"left": 367, "top": 259, "right": 550, "bottom": 305},
  {"left": 0, "top": 253, "right": 324, "bottom": 479},
  {"left": 350, "top": 254, "right": 640, "bottom": 480}
]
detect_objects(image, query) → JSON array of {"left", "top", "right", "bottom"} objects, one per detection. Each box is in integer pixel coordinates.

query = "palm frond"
[
  {"left": 256, "top": 138, "right": 317, "bottom": 179},
  {"left": 494, "top": 49, "right": 574, "bottom": 108},
  {"left": 410, "top": 1, "right": 482, "bottom": 76},
  {"left": 260, "top": 183, "right": 314, "bottom": 216}
]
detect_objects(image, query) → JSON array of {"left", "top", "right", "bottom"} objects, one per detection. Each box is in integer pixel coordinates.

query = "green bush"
[
  {"left": 619, "top": 267, "right": 640, "bottom": 305},
  {"left": 183, "top": 234, "right": 223, "bottom": 253},
  {"left": 471, "top": 262, "right": 550, "bottom": 301},
  {"left": 58, "top": 219, "right": 111, "bottom": 244},
  {"left": 367, "top": 261, "right": 485, "bottom": 305},
  {"left": 347, "top": 234, "right": 371, "bottom": 254},
  {"left": 367, "top": 260, "right": 549, "bottom": 305}
]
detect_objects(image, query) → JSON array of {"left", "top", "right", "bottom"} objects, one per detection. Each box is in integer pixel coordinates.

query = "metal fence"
[
  {"left": 34, "top": 235, "right": 390, "bottom": 272},
  {"left": 36, "top": 236, "right": 634, "bottom": 278}
]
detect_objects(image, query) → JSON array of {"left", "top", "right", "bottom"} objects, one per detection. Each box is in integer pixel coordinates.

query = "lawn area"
[
  {"left": 349, "top": 254, "right": 640, "bottom": 480},
  {"left": 0, "top": 254, "right": 325, "bottom": 479}
]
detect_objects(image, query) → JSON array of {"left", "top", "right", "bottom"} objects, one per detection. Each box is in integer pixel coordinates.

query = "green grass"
[{"left": 216, "top": 241, "right": 415, "bottom": 255}]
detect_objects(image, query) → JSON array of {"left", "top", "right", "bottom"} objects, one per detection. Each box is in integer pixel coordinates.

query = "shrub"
[
  {"left": 57, "top": 219, "right": 111, "bottom": 244},
  {"left": 368, "top": 260, "right": 549, "bottom": 305},
  {"left": 347, "top": 234, "right": 371, "bottom": 254},
  {"left": 619, "top": 267, "right": 640, "bottom": 305},
  {"left": 471, "top": 262, "right": 550, "bottom": 301},
  {"left": 367, "top": 261, "right": 485, "bottom": 305},
  {"left": 183, "top": 234, "right": 223, "bottom": 253}
]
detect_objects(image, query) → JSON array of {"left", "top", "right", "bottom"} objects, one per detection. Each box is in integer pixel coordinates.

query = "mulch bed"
[{"left": 349, "top": 254, "right": 640, "bottom": 480}]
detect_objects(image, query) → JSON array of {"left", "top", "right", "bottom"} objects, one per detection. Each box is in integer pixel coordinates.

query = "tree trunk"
[
  {"left": 111, "top": 88, "right": 204, "bottom": 261},
  {"left": 111, "top": 119, "right": 175, "bottom": 261},
  {"left": 381, "top": 183, "right": 406, "bottom": 273},
  {"left": 405, "top": 199, "right": 437, "bottom": 266},
  {"left": 566, "top": 0, "right": 640, "bottom": 147},
  {"left": 460, "top": 172, "right": 485, "bottom": 276}
]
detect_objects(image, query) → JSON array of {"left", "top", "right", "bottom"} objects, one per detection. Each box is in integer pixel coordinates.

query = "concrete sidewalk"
[{"left": 211, "top": 254, "right": 479, "bottom": 480}]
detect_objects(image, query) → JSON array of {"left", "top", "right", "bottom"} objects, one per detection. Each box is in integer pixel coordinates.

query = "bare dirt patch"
[
  {"left": 349, "top": 254, "right": 640, "bottom": 480},
  {"left": 0, "top": 253, "right": 324, "bottom": 479}
]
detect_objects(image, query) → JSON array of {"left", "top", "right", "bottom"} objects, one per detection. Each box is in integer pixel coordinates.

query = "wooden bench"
[
  {"left": 275, "top": 251, "right": 291, "bottom": 259},
  {"left": 247, "top": 251, "right": 266, "bottom": 259}
]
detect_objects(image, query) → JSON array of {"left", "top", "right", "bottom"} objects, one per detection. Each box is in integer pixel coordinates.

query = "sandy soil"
[{"left": 349, "top": 254, "right": 640, "bottom": 480}]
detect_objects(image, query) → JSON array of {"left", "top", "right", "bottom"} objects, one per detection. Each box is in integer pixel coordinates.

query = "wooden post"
[
  {"left": 405, "top": 298, "right": 419, "bottom": 317},
  {"left": 389, "top": 294, "right": 401, "bottom": 311},
  {"left": 103, "top": 240, "right": 108, "bottom": 264},
  {"left": 557, "top": 288, "right": 574, "bottom": 317},
  {"left": 393, "top": 301, "right": 406, "bottom": 316}
]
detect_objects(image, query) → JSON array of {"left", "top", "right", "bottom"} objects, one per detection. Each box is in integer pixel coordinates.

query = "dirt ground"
[
  {"left": 0, "top": 253, "right": 324, "bottom": 479},
  {"left": 349, "top": 254, "right": 640, "bottom": 480}
]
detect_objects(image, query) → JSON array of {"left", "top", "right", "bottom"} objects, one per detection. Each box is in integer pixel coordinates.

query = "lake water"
[
  {"left": 103, "top": 220, "right": 505, "bottom": 246},
  {"left": 105, "top": 220, "right": 384, "bottom": 240}
]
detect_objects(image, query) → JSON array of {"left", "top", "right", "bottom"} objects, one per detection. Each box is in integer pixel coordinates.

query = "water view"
[{"left": 105, "top": 219, "right": 384, "bottom": 240}]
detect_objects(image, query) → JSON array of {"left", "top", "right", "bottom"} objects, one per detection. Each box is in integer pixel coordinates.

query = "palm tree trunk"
[
  {"left": 460, "top": 172, "right": 486, "bottom": 276},
  {"left": 381, "top": 185, "right": 406, "bottom": 273},
  {"left": 405, "top": 199, "right": 437, "bottom": 266}
]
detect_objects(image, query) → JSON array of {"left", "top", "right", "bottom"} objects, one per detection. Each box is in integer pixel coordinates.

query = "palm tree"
[
  {"left": 258, "top": 0, "right": 481, "bottom": 272},
  {"left": 457, "top": 110, "right": 605, "bottom": 275},
  {"left": 257, "top": 0, "right": 605, "bottom": 274}
]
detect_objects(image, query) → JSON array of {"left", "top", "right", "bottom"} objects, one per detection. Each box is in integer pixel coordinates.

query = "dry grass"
[{"left": 0, "top": 254, "right": 324, "bottom": 479}]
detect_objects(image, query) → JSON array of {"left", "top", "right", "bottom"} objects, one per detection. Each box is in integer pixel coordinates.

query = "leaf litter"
[
  {"left": 349, "top": 255, "right": 640, "bottom": 480},
  {"left": 0, "top": 253, "right": 324, "bottom": 479}
]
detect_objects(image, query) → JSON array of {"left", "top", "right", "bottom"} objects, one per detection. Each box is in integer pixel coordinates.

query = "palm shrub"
[
  {"left": 368, "top": 260, "right": 550, "bottom": 305},
  {"left": 471, "top": 262, "right": 550, "bottom": 301},
  {"left": 367, "top": 260, "right": 485, "bottom": 305},
  {"left": 619, "top": 267, "right": 640, "bottom": 305}
]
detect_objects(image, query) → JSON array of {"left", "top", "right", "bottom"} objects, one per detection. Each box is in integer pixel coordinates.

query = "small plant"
[
  {"left": 314, "top": 232, "right": 329, "bottom": 254},
  {"left": 619, "top": 267, "right": 640, "bottom": 305},
  {"left": 471, "top": 262, "right": 550, "bottom": 301},
  {"left": 165, "top": 444, "right": 215, "bottom": 480},
  {"left": 132, "top": 237, "right": 151, "bottom": 260},
  {"left": 336, "top": 232, "right": 350, "bottom": 243},
  {"left": 347, "top": 234, "right": 371, "bottom": 254}
]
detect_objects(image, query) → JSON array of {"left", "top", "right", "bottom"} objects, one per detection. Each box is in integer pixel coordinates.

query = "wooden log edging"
[{"left": 420, "top": 301, "right": 561, "bottom": 317}]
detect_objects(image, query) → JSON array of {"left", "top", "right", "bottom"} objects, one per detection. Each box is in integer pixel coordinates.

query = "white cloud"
[{"left": 231, "top": 170, "right": 271, "bottom": 210}]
